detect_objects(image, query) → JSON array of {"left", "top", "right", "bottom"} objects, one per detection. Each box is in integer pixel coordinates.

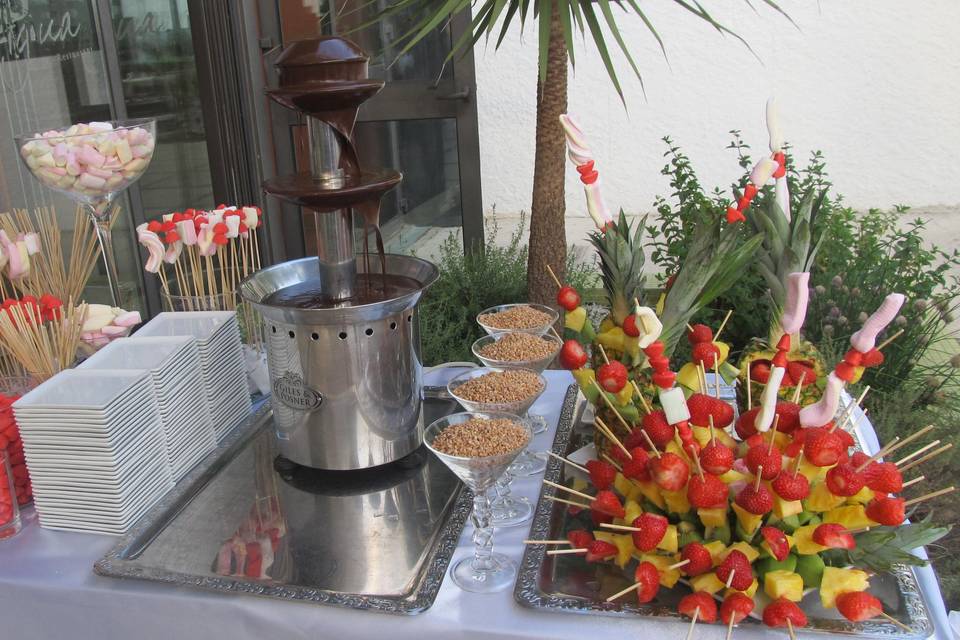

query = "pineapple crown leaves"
[
  {"left": 842, "top": 513, "right": 951, "bottom": 573},
  {"left": 657, "top": 214, "right": 763, "bottom": 354},
  {"left": 589, "top": 210, "right": 646, "bottom": 324}
]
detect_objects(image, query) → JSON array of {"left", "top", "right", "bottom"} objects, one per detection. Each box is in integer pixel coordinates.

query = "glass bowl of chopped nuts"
[
  {"left": 447, "top": 367, "right": 547, "bottom": 417},
  {"left": 476, "top": 303, "right": 558, "bottom": 337},
  {"left": 472, "top": 332, "right": 561, "bottom": 373}
]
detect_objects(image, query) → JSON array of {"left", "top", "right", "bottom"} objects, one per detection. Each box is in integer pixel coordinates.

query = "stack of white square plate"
[
  {"left": 78, "top": 335, "right": 218, "bottom": 480},
  {"left": 12, "top": 369, "right": 173, "bottom": 534},
  {"left": 133, "top": 311, "right": 252, "bottom": 441}
]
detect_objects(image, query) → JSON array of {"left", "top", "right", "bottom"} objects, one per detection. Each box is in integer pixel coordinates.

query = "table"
[{"left": 0, "top": 370, "right": 951, "bottom": 640}]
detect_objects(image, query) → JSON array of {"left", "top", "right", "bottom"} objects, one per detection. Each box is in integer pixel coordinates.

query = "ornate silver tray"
[
  {"left": 515, "top": 385, "right": 934, "bottom": 638},
  {"left": 95, "top": 394, "right": 472, "bottom": 615}
]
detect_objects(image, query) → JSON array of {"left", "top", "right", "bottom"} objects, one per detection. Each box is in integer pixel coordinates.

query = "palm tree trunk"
[{"left": 527, "top": 3, "right": 568, "bottom": 305}]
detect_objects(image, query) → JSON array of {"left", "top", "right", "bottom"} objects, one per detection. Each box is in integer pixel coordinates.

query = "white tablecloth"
[{"left": 0, "top": 370, "right": 950, "bottom": 639}]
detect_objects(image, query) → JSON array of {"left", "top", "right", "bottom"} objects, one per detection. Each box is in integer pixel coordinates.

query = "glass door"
[{"left": 273, "top": 0, "right": 483, "bottom": 258}]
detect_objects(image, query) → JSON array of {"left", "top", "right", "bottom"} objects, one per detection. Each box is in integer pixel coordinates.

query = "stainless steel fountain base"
[{"left": 240, "top": 255, "right": 439, "bottom": 470}]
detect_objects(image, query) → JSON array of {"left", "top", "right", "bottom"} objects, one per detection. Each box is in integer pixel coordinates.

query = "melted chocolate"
[{"left": 264, "top": 273, "right": 421, "bottom": 309}]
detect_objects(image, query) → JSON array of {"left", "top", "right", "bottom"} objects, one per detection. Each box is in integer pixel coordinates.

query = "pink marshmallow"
[
  {"left": 112, "top": 311, "right": 142, "bottom": 327},
  {"left": 78, "top": 145, "right": 105, "bottom": 168}
]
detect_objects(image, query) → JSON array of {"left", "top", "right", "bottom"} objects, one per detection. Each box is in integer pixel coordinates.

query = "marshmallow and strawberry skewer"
[{"left": 725, "top": 99, "right": 787, "bottom": 225}]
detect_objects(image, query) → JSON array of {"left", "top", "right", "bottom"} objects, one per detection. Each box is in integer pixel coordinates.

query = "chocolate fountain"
[{"left": 241, "top": 37, "right": 439, "bottom": 471}]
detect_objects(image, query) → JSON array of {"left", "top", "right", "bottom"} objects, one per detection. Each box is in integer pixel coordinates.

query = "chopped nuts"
[
  {"left": 478, "top": 332, "right": 558, "bottom": 362},
  {"left": 432, "top": 418, "right": 529, "bottom": 457},
  {"left": 479, "top": 305, "right": 552, "bottom": 330},
  {"left": 454, "top": 369, "right": 544, "bottom": 404}
]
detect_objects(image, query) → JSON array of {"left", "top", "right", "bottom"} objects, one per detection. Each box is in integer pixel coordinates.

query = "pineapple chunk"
[
  {"left": 762, "top": 430, "right": 791, "bottom": 451},
  {"left": 615, "top": 382, "right": 633, "bottom": 405},
  {"left": 724, "top": 578, "right": 759, "bottom": 599},
  {"left": 678, "top": 363, "right": 702, "bottom": 394},
  {"left": 820, "top": 567, "right": 869, "bottom": 608},
  {"left": 623, "top": 499, "right": 643, "bottom": 525},
  {"left": 691, "top": 425, "right": 738, "bottom": 448},
  {"left": 594, "top": 532, "right": 635, "bottom": 568},
  {"left": 571, "top": 369, "right": 599, "bottom": 402},
  {"left": 596, "top": 327, "right": 626, "bottom": 354},
  {"left": 690, "top": 572, "right": 726, "bottom": 595},
  {"left": 719, "top": 469, "right": 750, "bottom": 485},
  {"left": 791, "top": 525, "right": 827, "bottom": 555},
  {"left": 623, "top": 335, "right": 641, "bottom": 359},
  {"left": 657, "top": 525, "right": 679, "bottom": 553},
  {"left": 614, "top": 474, "right": 642, "bottom": 503},
  {"left": 824, "top": 505, "right": 879, "bottom": 530},
  {"left": 698, "top": 507, "right": 728, "bottom": 529},
  {"left": 703, "top": 540, "right": 727, "bottom": 566},
  {"left": 720, "top": 541, "right": 761, "bottom": 564},
  {"left": 731, "top": 502, "right": 763, "bottom": 535},
  {"left": 634, "top": 480, "right": 666, "bottom": 510},
  {"left": 572, "top": 477, "right": 590, "bottom": 494},
  {"left": 773, "top": 495, "right": 804, "bottom": 519},
  {"left": 846, "top": 485, "right": 876, "bottom": 505},
  {"left": 764, "top": 570, "right": 805, "bottom": 602},
  {"left": 661, "top": 489, "right": 691, "bottom": 515},
  {"left": 805, "top": 482, "right": 845, "bottom": 512},
  {"left": 798, "top": 456, "right": 831, "bottom": 482},
  {"left": 638, "top": 553, "right": 681, "bottom": 588},
  {"left": 599, "top": 316, "right": 615, "bottom": 333},
  {"left": 564, "top": 306, "right": 588, "bottom": 332}
]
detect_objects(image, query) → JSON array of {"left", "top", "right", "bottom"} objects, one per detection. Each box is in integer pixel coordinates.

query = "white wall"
[{"left": 473, "top": 1, "right": 960, "bottom": 219}]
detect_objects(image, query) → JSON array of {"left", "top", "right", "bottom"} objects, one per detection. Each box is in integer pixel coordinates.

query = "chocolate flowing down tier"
[{"left": 261, "top": 170, "right": 402, "bottom": 212}]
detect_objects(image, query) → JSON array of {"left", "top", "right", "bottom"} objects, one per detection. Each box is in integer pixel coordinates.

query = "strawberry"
[
  {"left": 622, "top": 313, "right": 641, "bottom": 337},
  {"left": 631, "top": 513, "right": 669, "bottom": 551},
  {"left": 812, "top": 523, "right": 856, "bottom": 549},
  {"left": 720, "top": 592, "right": 755, "bottom": 625},
  {"left": 686, "top": 393, "right": 716, "bottom": 427},
  {"left": 687, "top": 472, "right": 729, "bottom": 508},
  {"left": 735, "top": 483, "right": 773, "bottom": 515},
  {"left": 623, "top": 428, "right": 648, "bottom": 451},
  {"left": 783, "top": 440, "right": 803, "bottom": 458},
  {"left": 687, "top": 324, "right": 714, "bottom": 344},
  {"left": 678, "top": 591, "right": 718, "bottom": 623},
  {"left": 735, "top": 407, "right": 761, "bottom": 440},
  {"left": 716, "top": 550, "right": 753, "bottom": 591},
  {"left": 866, "top": 496, "right": 905, "bottom": 526},
  {"left": 836, "top": 428, "right": 856, "bottom": 450},
  {"left": 651, "top": 370, "right": 676, "bottom": 389},
  {"left": 591, "top": 490, "right": 625, "bottom": 518},
  {"left": 585, "top": 539, "right": 618, "bottom": 562},
  {"left": 763, "top": 598, "right": 808, "bottom": 628},
  {"left": 850, "top": 451, "right": 872, "bottom": 468},
  {"left": 586, "top": 459, "right": 617, "bottom": 490},
  {"left": 864, "top": 461, "right": 903, "bottom": 493},
  {"left": 826, "top": 463, "right": 866, "bottom": 497},
  {"left": 786, "top": 361, "right": 816, "bottom": 387},
  {"left": 760, "top": 526, "right": 790, "bottom": 561},
  {"left": 559, "top": 340, "right": 588, "bottom": 370},
  {"left": 750, "top": 361, "right": 772, "bottom": 383},
  {"left": 650, "top": 452, "right": 690, "bottom": 491},
  {"left": 634, "top": 561, "right": 661, "bottom": 603},
  {"left": 772, "top": 469, "right": 810, "bottom": 501},
  {"left": 680, "top": 542, "right": 714, "bottom": 576},
  {"left": 590, "top": 509, "right": 613, "bottom": 527},
  {"left": 861, "top": 348, "right": 884, "bottom": 367},
  {"left": 692, "top": 342, "right": 721, "bottom": 367},
  {"left": 557, "top": 285, "right": 581, "bottom": 312},
  {"left": 803, "top": 427, "right": 845, "bottom": 467},
  {"left": 621, "top": 447, "right": 651, "bottom": 481},
  {"left": 775, "top": 402, "right": 801, "bottom": 434},
  {"left": 745, "top": 444, "right": 782, "bottom": 480},
  {"left": 836, "top": 591, "right": 883, "bottom": 622},
  {"left": 713, "top": 401, "right": 735, "bottom": 429},
  {"left": 701, "top": 441, "right": 734, "bottom": 475},
  {"left": 597, "top": 361, "right": 628, "bottom": 393},
  {"left": 642, "top": 410, "right": 675, "bottom": 448},
  {"left": 567, "top": 529, "right": 594, "bottom": 548}
]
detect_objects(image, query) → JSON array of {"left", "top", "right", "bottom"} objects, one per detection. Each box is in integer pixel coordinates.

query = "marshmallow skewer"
[
  {"left": 559, "top": 114, "right": 614, "bottom": 232},
  {"left": 767, "top": 98, "right": 791, "bottom": 221}
]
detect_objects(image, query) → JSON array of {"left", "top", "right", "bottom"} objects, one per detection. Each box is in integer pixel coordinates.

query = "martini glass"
[
  {"left": 15, "top": 119, "right": 157, "bottom": 306},
  {"left": 424, "top": 411, "right": 531, "bottom": 593}
]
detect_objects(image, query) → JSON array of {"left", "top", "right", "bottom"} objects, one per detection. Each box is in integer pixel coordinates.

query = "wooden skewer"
[
  {"left": 598, "top": 343, "right": 610, "bottom": 365},
  {"left": 668, "top": 558, "right": 691, "bottom": 570},
  {"left": 754, "top": 466, "right": 763, "bottom": 491},
  {"left": 634, "top": 423, "right": 661, "bottom": 457},
  {"left": 879, "top": 611, "right": 913, "bottom": 633},
  {"left": 592, "top": 381, "right": 634, "bottom": 434},
  {"left": 709, "top": 415, "right": 716, "bottom": 445},
  {"left": 546, "top": 547, "right": 588, "bottom": 556},
  {"left": 524, "top": 539, "right": 571, "bottom": 545},
  {"left": 713, "top": 353, "right": 721, "bottom": 399},
  {"left": 606, "top": 580, "right": 642, "bottom": 602},
  {"left": 902, "top": 475, "right": 925, "bottom": 489},
  {"left": 767, "top": 416, "right": 780, "bottom": 456},
  {"left": 548, "top": 325, "right": 563, "bottom": 341},
  {"left": 894, "top": 439, "right": 940, "bottom": 467},
  {"left": 600, "top": 522, "right": 641, "bottom": 532},
  {"left": 543, "top": 479, "right": 593, "bottom": 501},
  {"left": 786, "top": 618, "right": 797, "bottom": 640},
  {"left": 903, "top": 485, "right": 956, "bottom": 507},
  {"left": 714, "top": 310, "right": 733, "bottom": 342},
  {"left": 746, "top": 362, "right": 753, "bottom": 409},
  {"left": 544, "top": 495, "right": 591, "bottom": 510},
  {"left": 877, "top": 329, "right": 905, "bottom": 351},
  {"left": 686, "top": 323, "right": 695, "bottom": 332},
  {"left": 601, "top": 452, "right": 623, "bottom": 472},
  {"left": 793, "top": 453, "right": 804, "bottom": 477},
  {"left": 725, "top": 614, "right": 736, "bottom": 640},
  {"left": 698, "top": 363, "right": 708, "bottom": 396},
  {"left": 883, "top": 424, "right": 936, "bottom": 457},
  {"left": 791, "top": 371, "right": 806, "bottom": 404},
  {"left": 899, "top": 443, "right": 954, "bottom": 473},
  {"left": 839, "top": 526, "right": 871, "bottom": 535},
  {"left": 545, "top": 264, "right": 563, "bottom": 289},
  {"left": 854, "top": 436, "right": 901, "bottom": 472},
  {"left": 835, "top": 385, "right": 871, "bottom": 432},
  {"left": 725, "top": 570, "right": 736, "bottom": 589},
  {"left": 685, "top": 607, "right": 700, "bottom": 640},
  {"left": 595, "top": 417, "right": 634, "bottom": 460},
  {"left": 631, "top": 380, "right": 652, "bottom": 415},
  {"left": 546, "top": 451, "right": 588, "bottom": 473}
]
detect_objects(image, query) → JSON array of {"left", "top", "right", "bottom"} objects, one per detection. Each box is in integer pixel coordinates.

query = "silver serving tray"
[
  {"left": 95, "top": 395, "right": 472, "bottom": 615},
  {"left": 515, "top": 384, "right": 933, "bottom": 638}
]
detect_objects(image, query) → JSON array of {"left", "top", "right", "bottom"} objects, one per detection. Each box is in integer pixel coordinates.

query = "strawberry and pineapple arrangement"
[{"left": 530, "top": 110, "right": 954, "bottom": 637}]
